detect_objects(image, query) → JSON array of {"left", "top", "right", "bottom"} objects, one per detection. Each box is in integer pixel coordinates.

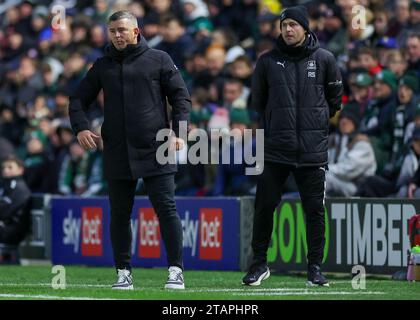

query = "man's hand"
[
  {"left": 169, "top": 137, "right": 185, "bottom": 151},
  {"left": 77, "top": 130, "right": 100, "bottom": 150},
  {"left": 408, "top": 183, "right": 417, "bottom": 199}
]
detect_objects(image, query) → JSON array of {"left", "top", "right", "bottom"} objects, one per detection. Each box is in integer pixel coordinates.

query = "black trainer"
[
  {"left": 307, "top": 264, "right": 329, "bottom": 287},
  {"left": 242, "top": 264, "right": 270, "bottom": 286}
]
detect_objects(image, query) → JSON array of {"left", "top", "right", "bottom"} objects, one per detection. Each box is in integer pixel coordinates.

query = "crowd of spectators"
[{"left": 0, "top": 0, "right": 419, "bottom": 198}]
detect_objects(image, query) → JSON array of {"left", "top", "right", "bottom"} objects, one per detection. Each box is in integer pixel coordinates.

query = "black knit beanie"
[{"left": 279, "top": 5, "right": 310, "bottom": 31}]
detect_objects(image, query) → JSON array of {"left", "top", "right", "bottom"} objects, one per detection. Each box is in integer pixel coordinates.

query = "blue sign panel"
[{"left": 51, "top": 197, "right": 240, "bottom": 270}]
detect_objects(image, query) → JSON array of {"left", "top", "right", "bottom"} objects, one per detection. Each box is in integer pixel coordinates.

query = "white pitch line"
[
  {"left": 0, "top": 283, "right": 386, "bottom": 297},
  {"left": 183, "top": 288, "right": 328, "bottom": 292},
  {"left": 0, "top": 293, "right": 114, "bottom": 300},
  {"left": 0, "top": 283, "right": 110, "bottom": 288},
  {"left": 233, "top": 291, "right": 386, "bottom": 296},
  {"left": 0, "top": 283, "right": 353, "bottom": 292}
]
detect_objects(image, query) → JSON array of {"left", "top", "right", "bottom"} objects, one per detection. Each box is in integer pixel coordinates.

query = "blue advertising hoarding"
[{"left": 51, "top": 197, "right": 240, "bottom": 270}]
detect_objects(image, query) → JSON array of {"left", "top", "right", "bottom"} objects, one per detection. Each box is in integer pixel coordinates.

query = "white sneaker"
[
  {"left": 164, "top": 266, "right": 185, "bottom": 289},
  {"left": 112, "top": 269, "right": 134, "bottom": 290}
]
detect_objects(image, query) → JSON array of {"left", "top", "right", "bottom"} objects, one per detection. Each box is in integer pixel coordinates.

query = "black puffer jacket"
[
  {"left": 252, "top": 31, "right": 343, "bottom": 167},
  {"left": 69, "top": 36, "right": 191, "bottom": 179}
]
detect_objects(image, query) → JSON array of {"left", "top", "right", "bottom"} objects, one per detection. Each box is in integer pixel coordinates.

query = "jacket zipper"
[{"left": 294, "top": 61, "right": 300, "bottom": 167}]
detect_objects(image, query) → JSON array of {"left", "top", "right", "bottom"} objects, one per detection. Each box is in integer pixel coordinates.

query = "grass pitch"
[{"left": 0, "top": 265, "right": 418, "bottom": 300}]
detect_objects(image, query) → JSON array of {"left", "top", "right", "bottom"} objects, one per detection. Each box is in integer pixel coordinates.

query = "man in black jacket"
[
  {"left": 0, "top": 155, "right": 31, "bottom": 246},
  {"left": 69, "top": 11, "right": 191, "bottom": 290},
  {"left": 242, "top": 6, "right": 343, "bottom": 287}
]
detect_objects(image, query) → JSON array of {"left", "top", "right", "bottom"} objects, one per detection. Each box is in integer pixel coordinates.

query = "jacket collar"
[
  {"left": 275, "top": 30, "right": 319, "bottom": 61},
  {"left": 106, "top": 35, "right": 149, "bottom": 61}
]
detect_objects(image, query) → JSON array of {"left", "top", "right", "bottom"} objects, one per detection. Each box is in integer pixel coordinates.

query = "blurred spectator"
[
  {"left": 211, "top": 28, "right": 245, "bottom": 65},
  {"left": 256, "top": 12, "right": 278, "bottom": 42},
  {"left": 0, "top": 155, "right": 31, "bottom": 246},
  {"left": 189, "top": 87, "right": 212, "bottom": 129},
  {"left": 317, "top": 4, "right": 346, "bottom": 57},
  {"left": 81, "top": 119, "right": 107, "bottom": 197},
  {"left": 212, "top": 108, "right": 256, "bottom": 196},
  {"left": 148, "top": 0, "right": 183, "bottom": 19},
  {"left": 90, "top": 24, "right": 108, "bottom": 53},
  {"left": 406, "top": 32, "right": 420, "bottom": 78},
  {"left": 327, "top": 105, "right": 377, "bottom": 197},
  {"left": 1, "top": 0, "right": 419, "bottom": 198},
  {"left": 361, "top": 69, "right": 398, "bottom": 172},
  {"left": 394, "top": 0, "right": 411, "bottom": 37},
  {"left": 356, "top": 73, "right": 419, "bottom": 197},
  {"left": 41, "top": 57, "right": 64, "bottom": 97},
  {"left": 28, "top": 95, "right": 51, "bottom": 120},
  {"left": 13, "top": 56, "right": 44, "bottom": 108},
  {"left": 53, "top": 88, "right": 70, "bottom": 122},
  {"left": 48, "top": 120, "right": 74, "bottom": 194},
  {"left": 395, "top": 126, "right": 420, "bottom": 198},
  {"left": 398, "top": 0, "right": 420, "bottom": 45},
  {"left": 376, "top": 36, "right": 399, "bottom": 67},
  {"left": 223, "top": 78, "right": 248, "bottom": 109},
  {"left": 404, "top": 102, "right": 420, "bottom": 143},
  {"left": 346, "top": 72, "right": 373, "bottom": 119},
  {"left": 71, "top": 15, "right": 93, "bottom": 48},
  {"left": 0, "top": 137, "right": 15, "bottom": 162},
  {"left": 182, "top": 0, "right": 214, "bottom": 40},
  {"left": 23, "top": 129, "right": 51, "bottom": 193},
  {"left": 385, "top": 49, "right": 408, "bottom": 77},
  {"left": 358, "top": 125, "right": 420, "bottom": 197},
  {"left": 0, "top": 104, "right": 26, "bottom": 148},
  {"left": 228, "top": 55, "right": 253, "bottom": 88},
  {"left": 58, "top": 139, "right": 89, "bottom": 196},
  {"left": 386, "top": 72, "right": 419, "bottom": 167},
  {"left": 156, "top": 14, "right": 196, "bottom": 70},
  {"left": 142, "top": 11, "right": 161, "bottom": 44},
  {"left": 358, "top": 47, "right": 382, "bottom": 76},
  {"left": 91, "top": 0, "right": 112, "bottom": 24}
]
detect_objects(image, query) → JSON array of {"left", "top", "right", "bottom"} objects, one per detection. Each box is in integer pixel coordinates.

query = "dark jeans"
[
  {"left": 251, "top": 162, "right": 326, "bottom": 267},
  {"left": 108, "top": 173, "right": 183, "bottom": 271}
]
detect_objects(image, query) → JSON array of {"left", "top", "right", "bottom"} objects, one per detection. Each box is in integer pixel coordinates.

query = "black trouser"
[
  {"left": 108, "top": 173, "right": 183, "bottom": 271},
  {"left": 251, "top": 162, "right": 326, "bottom": 267}
]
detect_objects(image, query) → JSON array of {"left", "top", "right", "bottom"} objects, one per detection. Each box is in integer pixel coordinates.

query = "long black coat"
[
  {"left": 252, "top": 31, "right": 343, "bottom": 167},
  {"left": 69, "top": 36, "right": 191, "bottom": 179}
]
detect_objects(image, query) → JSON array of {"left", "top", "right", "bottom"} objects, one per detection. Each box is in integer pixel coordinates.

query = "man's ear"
[{"left": 134, "top": 27, "right": 140, "bottom": 36}]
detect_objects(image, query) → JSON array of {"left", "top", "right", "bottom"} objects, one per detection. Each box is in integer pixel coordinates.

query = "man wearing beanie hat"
[
  {"left": 347, "top": 72, "right": 373, "bottom": 119},
  {"left": 399, "top": 72, "right": 419, "bottom": 94},
  {"left": 244, "top": 5, "right": 343, "bottom": 287}
]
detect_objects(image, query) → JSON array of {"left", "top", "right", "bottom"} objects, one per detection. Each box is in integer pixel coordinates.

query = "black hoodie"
[
  {"left": 69, "top": 36, "right": 191, "bottom": 179},
  {"left": 251, "top": 31, "right": 343, "bottom": 167}
]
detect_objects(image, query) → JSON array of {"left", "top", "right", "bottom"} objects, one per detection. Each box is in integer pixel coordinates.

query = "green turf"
[{"left": 0, "top": 265, "right": 418, "bottom": 300}]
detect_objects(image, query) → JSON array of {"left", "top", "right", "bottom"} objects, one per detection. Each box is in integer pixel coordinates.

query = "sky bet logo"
[
  {"left": 81, "top": 208, "right": 103, "bottom": 256},
  {"left": 63, "top": 206, "right": 223, "bottom": 260},
  {"left": 138, "top": 208, "right": 161, "bottom": 258},
  {"left": 199, "top": 209, "right": 223, "bottom": 260},
  {"left": 62, "top": 207, "right": 103, "bottom": 256},
  {"left": 136, "top": 208, "right": 223, "bottom": 260}
]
